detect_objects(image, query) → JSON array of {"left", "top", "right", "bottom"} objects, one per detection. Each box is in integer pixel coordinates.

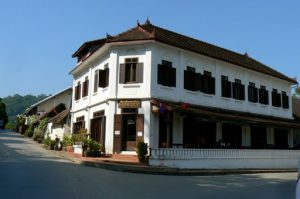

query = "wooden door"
[{"left": 113, "top": 114, "right": 122, "bottom": 153}]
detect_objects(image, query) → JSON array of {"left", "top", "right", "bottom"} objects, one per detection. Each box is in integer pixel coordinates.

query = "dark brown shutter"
[
  {"left": 171, "top": 67, "right": 176, "bottom": 87},
  {"left": 157, "top": 64, "right": 163, "bottom": 84},
  {"left": 210, "top": 77, "right": 215, "bottom": 94},
  {"left": 113, "top": 114, "right": 122, "bottom": 153},
  {"left": 240, "top": 84, "right": 245, "bottom": 100},
  {"left": 119, "top": 64, "right": 125, "bottom": 84},
  {"left": 105, "top": 68, "right": 109, "bottom": 87},
  {"left": 100, "top": 116, "right": 106, "bottom": 150},
  {"left": 136, "top": 114, "right": 144, "bottom": 143},
  {"left": 184, "top": 70, "right": 189, "bottom": 90},
  {"left": 99, "top": 70, "right": 105, "bottom": 88},
  {"left": 78, "top": 84, "right": 81, "bottom": 99},
  {"left": 136, "top": 63, "right": 143, "bottom": 83},
  {"left": 195, "top": 73, "right": 201, "bottom": 91},
  {"left": 254, "top": 87, "right": 258, "bottom": 102},
  {"left": 86, "top": 80, "right": 89, "bottom": 96},
  {"left": 94, "top": 70, "right": 98, "bottom": 92}
]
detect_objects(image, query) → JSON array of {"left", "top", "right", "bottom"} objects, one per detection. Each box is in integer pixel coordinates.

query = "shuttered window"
[
  {"left": 184, "top": 66, "right": 198, "bottom": 91},
  {"left": 82, "top": 77, "right": 89, "bottom": 97},
  {"left": 119, "top": 58, "right": 143, "bottom": 84},
  {"left": 94, "top": 70, "right": 99, "bottom": 93},
  {"left": 99, "top": 67, "right": 109, "bottom": 88},
  {"left": 75, "top": 81, "right": 81, "bottom": 100},
  {"left": 200, "top": 71, "right": 215, "bottom": 94},
  {"left": 259, "top": 86, "right": 269, "bottom": 105},
  {"left": 232, "top": 79, "right": 245, "bottom": 100},
  {"left": 282, "top": 91, "right": 289, "bottom": 109},
  {"left": 248, "top": 82, "right": 258, "bottom": 103},
  {"left": 272, "top": 89, "right": 281, "bottom": 107},
  {"left": 157, "top": 60, "right": 176, "bottom": 87},
  {"left": 221, "top": 75, "right": 232, "bottom": 98}
]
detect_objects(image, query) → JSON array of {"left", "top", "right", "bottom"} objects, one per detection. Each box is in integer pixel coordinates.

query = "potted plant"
[
  {"left": 72, "top": 129, "right": 88, "bottom": 154},
  {"left": 61, "top": 135, "right": 73, "bottom": 152},
  {"left": 137, "top": 141, "right": 148, "bottom": 163},
  {"left": 83, "top": 139, "right": 102, "bottom": 157}
]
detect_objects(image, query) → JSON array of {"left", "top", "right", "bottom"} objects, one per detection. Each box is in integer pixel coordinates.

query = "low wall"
[{"left": 149, "top": 148, "right": 300, "bottom": 169}]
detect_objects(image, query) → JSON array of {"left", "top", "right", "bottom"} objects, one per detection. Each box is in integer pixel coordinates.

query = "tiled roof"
[
  {"left": 49, "top": 109, "right": 70, "bottom": 124},
  {"left": 73, "top": 21, "right": 297, "bottom": 84}
]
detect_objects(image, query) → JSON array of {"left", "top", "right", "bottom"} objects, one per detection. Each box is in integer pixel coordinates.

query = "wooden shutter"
[
  {"left": 100, "top": 116, "right": 106, "bottom": 150},
  {"left": 136, "top": 114, "right": 144, "bottom": 143},
  {"left": 184, "top": 70, "right": 189, "bottom": 90},
  {"left": 272, "top": 91, "right": 276, "bottom": 106},
  {"left": 99, "top": 70, "right": 105, "bottom": 88},
  {"left": 113, "top": 114, "right": 122, "bottom": 153},
  {"left": 105, "top": 68, "right": 109, "bottom": 87},
  {"left": 94, "top": 70, "right": 99, "bottom": 92},
  {"left": 157, "top": 64, "right": 163, "bottom": 85},
  {"left": 171, "top": 67, "right": 176, "bottom": 87},
  {"left": 136, "top": 63, "right": 143, "bottom": 83},
  {"left": 240, "top": 84, "right": 245, "bottom": 100},
  {"left": 119, "top": 64, "right": 125, "bottom": 84},
  {"left": 254, "top": 87, "right": 258, "bottom": 103},
  {"left": 210, "top": 77, "right": 215, "bottom": 94},
  {"left": 195, "top": 73, "right": 201, "bottom": 91}
]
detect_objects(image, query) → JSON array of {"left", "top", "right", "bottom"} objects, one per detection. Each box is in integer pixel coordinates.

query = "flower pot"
[{"left": 66, "top": 145, "right": 74, "bottom": 152}]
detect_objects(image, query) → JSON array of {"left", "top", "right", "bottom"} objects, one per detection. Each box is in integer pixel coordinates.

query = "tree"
[{"left": 0, "top": 98, "right": 8, "bottom": 127}]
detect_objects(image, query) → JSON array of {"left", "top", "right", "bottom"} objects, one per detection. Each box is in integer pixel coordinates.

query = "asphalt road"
[{"left": 0, "top": 129, "right": 297, "bottom": 199}]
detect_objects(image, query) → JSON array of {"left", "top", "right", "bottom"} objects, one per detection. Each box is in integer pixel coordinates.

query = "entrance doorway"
[
  {"left": 122, "top": 115, "right": 137, "bottom": 151},
  {"left": 90, "top": 116, "right": 106, "bottom": 147},
  {"left": 274, "top": 128, "right": 289, "bottom": 149},
  {"left": 251, "top": 126, "right": 267, "bottom": 149}
]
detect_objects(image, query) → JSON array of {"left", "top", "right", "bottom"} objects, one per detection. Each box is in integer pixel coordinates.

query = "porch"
[{"left": 149, "top": 148, "right": 300, "bottom": 169}]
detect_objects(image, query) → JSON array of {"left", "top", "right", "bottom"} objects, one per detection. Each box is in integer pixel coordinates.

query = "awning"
[
  {"left": 151, "top": 99, "right": 300, "bottom": 129},
  {"left": 48, "top": 109, "right": 70, "bottom": 124}
]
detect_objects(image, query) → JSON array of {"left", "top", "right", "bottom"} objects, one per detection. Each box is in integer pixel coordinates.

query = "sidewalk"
[{"left": 49, "top": 149, "right": 297, "bottom": 176}]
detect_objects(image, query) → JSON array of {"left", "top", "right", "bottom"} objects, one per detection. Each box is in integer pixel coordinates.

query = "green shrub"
[
  {"left": 43, "top": 136, "right": 52, "bottom": 146},
  {"left": 136, "top": 141, "right": 148, "bottom": 163},
  {"left": 72, "top": 128, "right": 88, "bottom": 144},
  {"left": 61, "top": 135, "right": 73, "bottom": 147},
  {"left": 84, "top": 139, "right": 102, "bottom": 157},
  {"left": 5, "top": 122, "right": 15, "bottom": 130},
  {"left": 33, "top": 128, "right": 44, "bottom": 141},
  {"left": 24, "top": 124, "right": 34, "bottom": 137}
]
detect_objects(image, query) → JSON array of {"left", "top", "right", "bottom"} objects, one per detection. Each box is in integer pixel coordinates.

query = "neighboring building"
[
  {"left": 70, "top": 20, "right": 300, "bottom": 169},
  {"left": 26, "top": 87, "right": 72, "bottom": 139}
]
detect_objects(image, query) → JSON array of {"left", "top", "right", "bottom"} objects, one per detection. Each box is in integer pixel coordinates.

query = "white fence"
[{"left": 149, "top": 148, "right": 300, "bottom": 169}]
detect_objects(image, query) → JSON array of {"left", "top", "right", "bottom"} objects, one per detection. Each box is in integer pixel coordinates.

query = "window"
[
  {"left": 73, "top": 116, "right": 85, "bottom": 134},
  {"left": 248, "top": 82, "right": 258, "bottom": 103},
  {"left": 82, "top": 77, "right": 89, "bottom": 97},
  {"left": 272, "top": 89, "right": 281, "bottom": 107},
  {"left": 221, "top": 75, "right": 232, "bottom": 98},
  {"left": 75, "top": 81, "right": 81, "bottom": 100},
  {"left": 119, "top": 58, "right": 143, "bottom": 84},
  {"left": 157, "top": 60, "right": 176, "bottom": 87},
  {"left": 200, "top": 70, "right": 215, "bottom": 94},
  {"left": 94, "top": 70, "right": 99, "bottom": 93},
  {"left": 259, "top": 86, "right": 269, "bottom": 105},
  {"left": 282, "top": 91, "right": 289, "bottom": 109},
  {"left": 232, "top": 79, "right": 245, "bottom": 100},
  {"left": 184, "top": 66, "right": 201, "bottom": 91},
  {"left": 99, "top": 64, "right": 109, "bottom": 88}
]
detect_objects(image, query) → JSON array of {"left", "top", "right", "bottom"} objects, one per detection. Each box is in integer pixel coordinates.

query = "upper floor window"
[
  {"left": 75, "top": 81, "right": 81, "bottom": 101},
  {"left": 282, "top": 91, "right": 289, "bottom": 109},
  {"left": 200, "top": 70, "right": 215, "bottom": 94},
  {"left": 184, "top": 66, "right": 201, "bottom": 91},
  {"left": 99, "top": 64, "right": 109, "bottom": 88},
  {"left": 157, "top": 60, "right": 176, "bottom": 87},
  {"left": 94, "top": 70, "right": 99, "bottom": 93},
  {"left": 82, "top": 77, "right": 89, "bottom": 98},
  {"left": 272, "top": 89, "right": 281, "bottom": 107},
  {"left": 221, "top": 75, "right": 232, "bottom": 98},
  {"left": 119, "top": 58, "right": 143, "bottom": 84},
  {"left": 232, "top": 79, "right": 245, "bottom": 100},
  {"left": 259, "top": 85, "right": 269, "bottom": 105},
  {"left": 248, "top": 82, "right": 258, "bottom": 103}
]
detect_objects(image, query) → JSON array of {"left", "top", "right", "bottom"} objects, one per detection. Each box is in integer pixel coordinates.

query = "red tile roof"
[{"left": 73, "top": 21, "right": 297, "bottom": 84}]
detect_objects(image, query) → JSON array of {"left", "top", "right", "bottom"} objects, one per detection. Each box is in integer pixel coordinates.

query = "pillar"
[
  {"left": 266, "top": 127, "right": 274, "bottom": 146},
  {"left": 242, "top": 125, "right": 251, "bottom": 147},
  {"left": 216, "top": 122, "right": 222, "bottom": 142},
  {"left": 288, "top": 129, "right": 294, "bottom": 148}
]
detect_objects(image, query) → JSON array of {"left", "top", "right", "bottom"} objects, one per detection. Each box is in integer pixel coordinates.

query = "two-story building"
[{"left": 70, "top": 20, "right": 300, "bottom": 169}]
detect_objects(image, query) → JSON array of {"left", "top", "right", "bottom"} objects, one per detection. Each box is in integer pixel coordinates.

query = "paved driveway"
[{"left": 0, "top": 129, "right": 297, "bottom": 199}]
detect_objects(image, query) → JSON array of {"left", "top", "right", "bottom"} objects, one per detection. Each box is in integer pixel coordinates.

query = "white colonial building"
[{"left": 70, "top": 20, "right": 300, "bottom": 169}]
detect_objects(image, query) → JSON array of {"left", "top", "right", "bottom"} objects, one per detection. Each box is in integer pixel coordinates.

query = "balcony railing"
[{"left": 150, "top": 148, "right": 300, "bottom": 160}]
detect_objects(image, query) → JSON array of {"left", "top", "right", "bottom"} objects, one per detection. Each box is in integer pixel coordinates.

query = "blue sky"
[{"left": 0, "top": 0, "right": 299, "bottom": 97}]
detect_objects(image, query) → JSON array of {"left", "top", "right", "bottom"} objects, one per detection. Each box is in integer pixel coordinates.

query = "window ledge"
[
  {"left": 203, "top": 93, "right": 214, "bottom": 98},
  {"left": 93, "top": 92, "right": 98, "bottom": 96},
  {"left": 123, "top": 84, "right": 141, "bottom": 88},
  {"left": 234, "top": 99, "right": 244, "bottom": 103},
  {"left": 282, "top": 108, "right": 289, "bottom": 111},
  {"left": 159, "top": 85, "right": 175, "bottom": 91},
  {"left": 100, "top": 87, "right": 108, "bottom": 91},
  {"left": 260, "top": 104, "right": 268, "bottom": 108},
  {"left": 248, "top": 102, "right": 258, "bottom": 106},
  {"left": 185, "top": 90, "right": 198, "bottom": 95},
  {"left": 221, "top": 97, "right": 231, "bottom": 101},
  {"left": 82, "top": 96, "right": 88, "bottom": 100},
  {"left": 272, "top": 107, "right": 280, "bottom": 110}
]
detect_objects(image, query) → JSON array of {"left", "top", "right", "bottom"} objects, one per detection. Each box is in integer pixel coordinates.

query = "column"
[
  {"left": 288, "top": 129, "right": 294, "bottom": 148},
  {"left": 216, "top": 122, "right": 222, "bottom": 142},
  {"left": 266, "top": 127, "right": 274, "bottom": 147},
  {"left": 242, "top": 125, "right": 251, "bottom": 147}
]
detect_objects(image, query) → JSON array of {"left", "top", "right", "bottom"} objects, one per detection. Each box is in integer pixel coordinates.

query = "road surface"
[{"left": 0, "top": 129, "right": 297, "bottom": 199}]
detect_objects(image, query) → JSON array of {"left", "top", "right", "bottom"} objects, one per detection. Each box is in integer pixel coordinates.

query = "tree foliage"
[
  {"left": 2, "top": 94, "right": 48, "bottom": 124},
  {"left": 0, "top": 98, "right": 8, "bottom": 126}
]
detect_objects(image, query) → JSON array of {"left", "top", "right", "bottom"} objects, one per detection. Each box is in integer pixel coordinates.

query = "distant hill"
[{"left": 2, "top": 94, "right": 48, "bottom": 123}]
